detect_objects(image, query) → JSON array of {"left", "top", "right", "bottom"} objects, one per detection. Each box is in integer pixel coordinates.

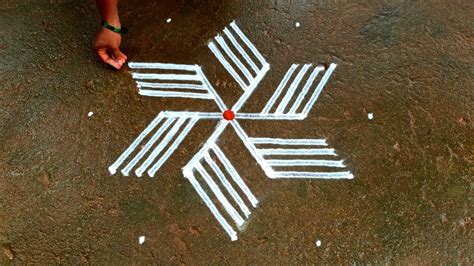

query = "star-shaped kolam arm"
[
  {"left": 230, "top": 120, "right": 353, "bottom": 180},
  {"left": 129, "top": 62, "right": 227, "bottom": 112},
  {"left": 108, "top": 112, "right": 199, "bottom": 177},
  {"left": 255, "top": 63, "right": 338, "bottom": 120},
  {"left": 182, "top": 121, "right": 259, "bottom": 241},
  {"left": 208, "top": 21, "right": 270, "bottom": 112}
]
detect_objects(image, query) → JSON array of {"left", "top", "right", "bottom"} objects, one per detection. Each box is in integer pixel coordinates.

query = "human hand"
[{"left": 93, "top": 28, "right": 127, "bottom": 69}]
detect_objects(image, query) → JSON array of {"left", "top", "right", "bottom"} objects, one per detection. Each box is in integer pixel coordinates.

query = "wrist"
[{"left": 103, "top": 17, "right": 120, "bottom": 28}]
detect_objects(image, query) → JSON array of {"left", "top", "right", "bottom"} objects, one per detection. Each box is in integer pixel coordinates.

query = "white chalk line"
[
  {"left": 138, "top": 90, "right": 214, "bottom": 99},
  {"left": 258, "top": 148, "right": 337, "bottom": 156},
  {"left": 121, "top": 117, "right": 176, "bottom": 176},
  {"left": 136, "top": 82, "right": 207, "bottom": 91},
  {"left": 122, "top": 118, "right": 177, "bottom": 176},
  {"left": 266, "top": 159, "right": 346, "bottom": 167},
  {"left": 211, "top": 144, "right": 259, "bottom": 207},
  {"left": 208, "top": 42, "right": 248, "bottom": 90},
  {"left": 275, "top": 64, "right": 312, "bottom": 114},
  {"left": 249, "top": 138, "right": 327, "bottom": 146},
  {"left": 109, "top": 112, "right": 164, "bottom": 175},
  {"left": 135, "top": 118, "right": 187, "bottom": 177},
  {"left": 204, "top": 153, "right": 252, "bottom": 218},
  {"left": 184, "top": 171, "right": 238, "bottom": 241},
  {"left": 195, "top": 163, "right": 245, "bottom": 227},
  {"left": 147, "top": 118, "right": 198, "bottom": 177},
  {"left": 230, "top": 120, "right": 274, "bottom": 177},
  {"left": 232, "top": 63, "right": 270, "bottom": 112},
  {"left": 223, "top": 27, "right": 259, "bottom": 73},
  {"left": 288, "top": 66, "right": 324, "bottom": 114},
  {"left": 230, "top": 21, "right": 267, "bottom": 66},
  {"left": 235, "top": 113, "right": 305, "bottom": 120},
  {"left": 261, "top": 64, "right": 299, "bottom": 114},
  {"left": 215, "top": 34, "right": 254, "bottom": 84},
  {"left": 272, "top": 171, "right": 354, "bottom": 179},
  {"left": 132, "top": 73, "right": 202, "bottom": 81},
  {"left": 162, "top": 111, "right": 222, "bottom": 119},
  {"left": 302, "top": 63, "right": 337, "bottom": 116},
  {"left": 195, "top": 67, "right": 228, "bottom": 112},
  {"left": 183, "top": 120, "right": 229, "bottom": 172},
  {"left": 129, "top": 62, "right": 199, "bottom": 71},
  {"left": 149, "top": 111, "right": 306, "bottom": 120}
]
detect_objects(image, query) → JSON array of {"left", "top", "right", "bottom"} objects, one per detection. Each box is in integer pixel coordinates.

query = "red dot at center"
[{"left": 223, "top": 110, "right": 235, "bottom": 121}]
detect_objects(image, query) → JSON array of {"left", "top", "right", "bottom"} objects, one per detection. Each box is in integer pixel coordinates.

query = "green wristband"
[{"left": 101, "top": 20, "right": 128, "bottom": 34}]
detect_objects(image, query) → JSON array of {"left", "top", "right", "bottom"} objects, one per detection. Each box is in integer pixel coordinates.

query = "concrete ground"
[{"left": 1, "top": 0, "right": 472, "bottom": 264}]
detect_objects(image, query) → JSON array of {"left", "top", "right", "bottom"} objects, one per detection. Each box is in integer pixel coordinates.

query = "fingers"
[
  {"left": 96, "top": 48, "right": 122, "bottom": 69},
  {"left": 111, "top": 48, "right": 127, "bottom": 65}
]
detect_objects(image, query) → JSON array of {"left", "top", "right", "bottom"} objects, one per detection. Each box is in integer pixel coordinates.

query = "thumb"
[{"left": 111, "top": 48, "right": 126, "bottom": 64}]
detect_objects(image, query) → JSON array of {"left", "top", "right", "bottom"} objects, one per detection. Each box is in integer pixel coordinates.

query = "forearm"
[{"left": 95, "top": 0, "right": 120, "bottom": 27}]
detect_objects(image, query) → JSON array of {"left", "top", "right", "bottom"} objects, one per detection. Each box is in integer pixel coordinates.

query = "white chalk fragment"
[
  {"left": 368, "top": 112, "right": 374, "bottom": 120},
  {"left": 316, "top": 240, "right": 322, "bottom": 247},
  {"left": 166, "top": 18, "right": 172, "bottom": 23},
  {"left": 139, "top": 236, "right": 145, "bottom": 244},
  {"left": 295, "top": 22, "right": 301, "bottom": 27},
  {"left": 87, "top": 111, "right": 93, "bottom": 117}
]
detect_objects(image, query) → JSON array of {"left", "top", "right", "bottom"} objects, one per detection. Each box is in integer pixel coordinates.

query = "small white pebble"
[
  {"left": 368, "top": 112, "right": 374, "bottom": 120},
  {"left": 316, "top": 240, "right": 322, "bottom": 247},
  {"left": 139, "top": 236, "right": 145, "bottom": 245},
  {"left": 87, "top": 111, "right": 93, "bottom": 117},
  {"left": 295, "top": 22, "right": 301, "bottom": 27},
  {"left": 166, "top": 18, "right": 172, "bottom": 23}
]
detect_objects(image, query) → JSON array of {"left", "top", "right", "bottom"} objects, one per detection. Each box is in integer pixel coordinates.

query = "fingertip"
[
  {"left": 112, "top": 63, "right": 121, "bottom": 70},
  {"left": 105, "top": 59, "right": 122, "bottom": 70},
  {"left": 115, "top": 61, "right": 124, "bottom": 70},
  {"left": 119, "top": 51, "right": 128, "bottom": 61}
]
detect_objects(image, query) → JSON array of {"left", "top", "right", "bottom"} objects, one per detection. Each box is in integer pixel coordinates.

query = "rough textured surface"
[{"left": 0, "top": 0, "right": 472, "bottom": 264}]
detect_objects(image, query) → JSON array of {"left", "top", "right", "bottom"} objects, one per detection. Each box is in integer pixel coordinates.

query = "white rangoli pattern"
[{"left": 109, "top": 21, "right": 353, "bottom": 240}]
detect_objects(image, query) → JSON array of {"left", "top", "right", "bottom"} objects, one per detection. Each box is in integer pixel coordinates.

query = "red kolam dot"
[{"left": 223, "top": 110, "right": 235, "bottom": 121}]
